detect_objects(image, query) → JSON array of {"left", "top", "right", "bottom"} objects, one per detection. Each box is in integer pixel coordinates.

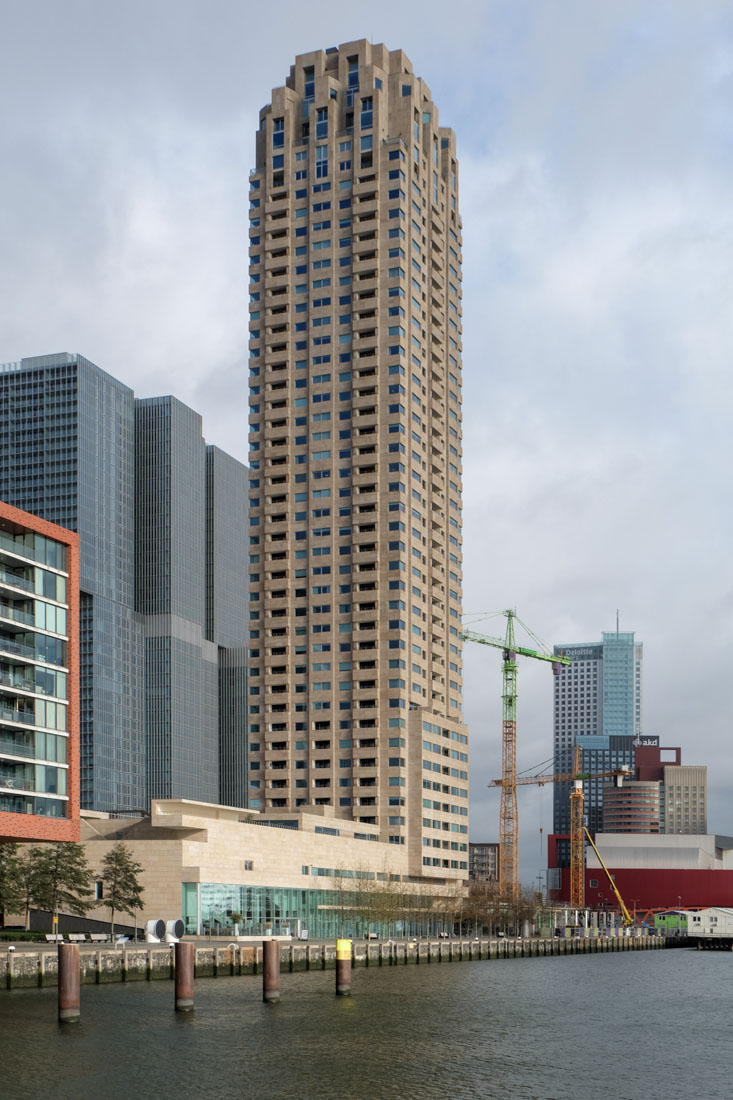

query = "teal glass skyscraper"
[{"left": 553, "top": 630, "right": 643, "bottom": 834}]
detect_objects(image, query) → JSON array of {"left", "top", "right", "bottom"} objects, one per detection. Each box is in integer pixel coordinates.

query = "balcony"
[
  {"left": 0, "top": 603, "right": 34, "bottom": 629},
  {"left": 0, "top": 570, "right": 34, "bottom": 594},
  {"left": 0, "top": 672, "right": 35, "bottom": 694},
  {"left": 0, "top": 706, "right": 35, "bottom": 726},
  {"left": 0, "top": 636, "right": 36, "bottom": 659},
  {"left": 0, "top": 776, "right": 36, "bottom": 792}
]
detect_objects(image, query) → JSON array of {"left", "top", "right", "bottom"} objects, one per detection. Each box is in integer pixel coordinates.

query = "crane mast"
[
  {"left": 501, "top": 617, "right": 519, "bottom": 899},
  {"left": 569, "top": 767, "right": 585, "bottom": 908},
  {"left": 463, "top": 611, "right": 570, "bottom": 899},
  {"left": 490, "top": 744, "right": 630, "bottom": 907}
]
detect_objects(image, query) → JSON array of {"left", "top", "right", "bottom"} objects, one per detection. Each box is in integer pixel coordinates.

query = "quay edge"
[{"left": 0, "top": 934, "right": 675, "bottom": 990}]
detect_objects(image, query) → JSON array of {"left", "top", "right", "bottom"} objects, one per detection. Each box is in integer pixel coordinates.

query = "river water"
[{"left": 1, "top": 947, "right": 730, "bottom": 1099}]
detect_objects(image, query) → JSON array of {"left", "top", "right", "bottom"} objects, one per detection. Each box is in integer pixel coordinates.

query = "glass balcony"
[
  {"left": 0, "top": 705, "right": 34, "bottom": 725},
  {"left": 0, "top": 603, "right": 34, "bottom": 628},
  {"left": 0, "top": 569, "right": 34, "bottom": 593},
  {"left": 0, "top": 793, "right": 68, "bottom": 817}
]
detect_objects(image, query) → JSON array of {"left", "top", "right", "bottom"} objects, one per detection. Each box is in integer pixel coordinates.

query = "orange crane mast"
[{"left": 489, "top": 745, "right": 630, "bottom": 906}]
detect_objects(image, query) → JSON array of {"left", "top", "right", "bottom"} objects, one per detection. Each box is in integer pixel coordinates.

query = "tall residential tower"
[{"left": 247, "top": 42, "right": 468, "bottom": 878}]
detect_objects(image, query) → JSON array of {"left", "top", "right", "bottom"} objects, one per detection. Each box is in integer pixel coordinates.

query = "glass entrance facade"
[{"left": 182, "top": 881, "right": 449, "bottom": 940}]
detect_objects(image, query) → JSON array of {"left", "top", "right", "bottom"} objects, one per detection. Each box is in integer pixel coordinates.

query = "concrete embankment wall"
[{"left": 0, "top": 935, "right": 670, "bottom": 990}]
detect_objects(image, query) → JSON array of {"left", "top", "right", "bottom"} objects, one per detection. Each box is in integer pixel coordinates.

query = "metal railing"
[
  {"left": 0, "top": 707, "right": 34, "bottom": 725},
  {"left": 0, "top": 737, "right": 36, "bottom": 759},
  {"left": 0, "top": 570, "right": 34, "bottom": 593},
  {"left": 0, "top": 776, "right": 36, "bottom": 792},
  {"left": 0, "top": 673, "right": 35, "bottom": 693},
  {"left": 0, "top": 604, "right": 35, "bottom": 628}
]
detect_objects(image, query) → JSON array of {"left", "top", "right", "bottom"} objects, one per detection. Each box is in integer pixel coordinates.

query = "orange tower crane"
[
  {"left": 462, "top": 611, "right": 571, "bottom": 899},
  {"left": 489, "top": 745, "right": 630, "bottom": 906}
]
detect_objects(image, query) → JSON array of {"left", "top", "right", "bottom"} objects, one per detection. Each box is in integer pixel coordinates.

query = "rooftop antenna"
[{"left": 616, "top": 609, "right": 619, "bottom": 636}]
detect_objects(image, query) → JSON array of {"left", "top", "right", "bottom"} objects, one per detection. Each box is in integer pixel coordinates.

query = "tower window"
[
  {"left": 316, "top": 145, "right": 328, "bottom": 179},
  {"left": 360, "top": 97, "right": 373, "bottom": 129},
  {"left": 304, "top": 67, "right": 315, "bottom": 101}
]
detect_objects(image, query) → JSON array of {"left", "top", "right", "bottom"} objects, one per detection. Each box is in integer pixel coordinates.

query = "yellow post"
[{"left": 336, "top": 938, "right": 352, "bottom": 996}]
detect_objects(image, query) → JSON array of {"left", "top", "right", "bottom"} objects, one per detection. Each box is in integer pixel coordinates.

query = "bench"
[
  {"left": 89, "top": 933, "right": 110, "bottom": 943},
  {"left": 45, "top": 934, "right": 64, "bottom": 943},
  {"left": 68, "top": 933, "right": 87, "bottom": 943}
]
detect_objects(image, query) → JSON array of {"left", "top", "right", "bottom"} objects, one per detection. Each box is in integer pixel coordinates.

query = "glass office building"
[
  {"left": 553, "top": 630, "right": 643, "bottom": 835},
  {"left": 0, "top": 354, "right": 144, "bottom": 812},
  {"left": 0, "top": 354, "right": 248, "bottom": 812}
]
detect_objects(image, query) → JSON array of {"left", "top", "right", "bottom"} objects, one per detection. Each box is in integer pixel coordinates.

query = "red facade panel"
[
  {"left": 549, "top": 867, "right": 733, "bottom": 910},
  {"left": 585, "top": 868, "right": 733, "bottom": 911}
]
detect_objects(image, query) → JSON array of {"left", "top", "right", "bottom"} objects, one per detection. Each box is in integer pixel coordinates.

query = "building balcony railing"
[
  {"left": 0, "top": 792, "right": 69, "bottom": 818},
  {"left": 0, "top": 570, "right": 34, "bottom": 594},
  {"left": 0, "top": 738, "right": 41, "bottom": 761},
  {"left": 0, "top": 673, "right": 35, "bottom": 693},
  {"left": 0, "top": 707, "right": 35, "bottom": 725},
  {"left": 0, "top": 776, "right": 36, "bottom": 792},
  {"left": 0, "top": 604, "right": 35, "bottom": 628},
  {"left": 0, "top": 636, "right": 36, "bottom": 659},
  {"left": 0, "top": 533, "right": 63, "bottom": 568}
]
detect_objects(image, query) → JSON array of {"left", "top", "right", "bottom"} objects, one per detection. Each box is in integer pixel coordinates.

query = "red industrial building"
[
  {"left": 0, "top": 500, "right": 80, "bottom": 842},
  {"left": 548, "top": 832, "right": 733, "bottom": 910}
]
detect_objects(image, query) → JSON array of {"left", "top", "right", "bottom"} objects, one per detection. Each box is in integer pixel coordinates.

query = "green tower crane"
[{"left": 462, "top": 611, "right": 571, "bottom": 898}]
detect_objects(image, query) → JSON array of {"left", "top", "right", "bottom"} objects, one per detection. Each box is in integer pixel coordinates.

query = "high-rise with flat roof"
[
  {"left": 0, "top": 354, "right": 144, "bottom": 812},
  {"left": 135, "top": 398, "right": 248, "bottom": 804},
  {"left": 552, "top": 630, "right": 642, "bottom": 834},
  {"left": 662, "top": 764, "right": 707, "bottom": 835},
  {"left": 247, "top": 41, "right": 468, "bottom": 878},
  {"left": 0, "top": 353, "right": 248, "bottom": 812}
]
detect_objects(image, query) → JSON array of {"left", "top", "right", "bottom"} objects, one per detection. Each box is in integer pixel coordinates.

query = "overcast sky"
[{"left": 3, "top": 0, "right": 732, "bottom": 882}]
